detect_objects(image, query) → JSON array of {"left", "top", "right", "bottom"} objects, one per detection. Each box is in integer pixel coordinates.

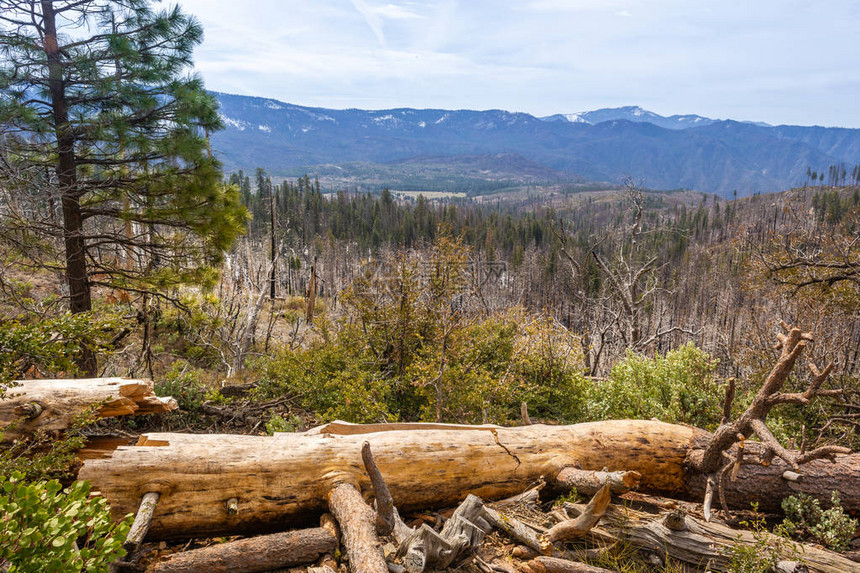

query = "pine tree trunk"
[{"left": 41, "top": 0, "right": 95, "bottom": 375}]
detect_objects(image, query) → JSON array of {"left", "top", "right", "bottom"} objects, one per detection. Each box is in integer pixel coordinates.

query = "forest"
[{"left": 1, "top": 1, "right": 859, "bottom": 573}]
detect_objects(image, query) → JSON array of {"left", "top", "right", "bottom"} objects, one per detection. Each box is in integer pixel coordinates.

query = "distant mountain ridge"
[
  {"left": 541, "top": 105, "right": 719, "bottom": 130},
  {"left": 210, "top": 92, "right": 860, "bottom": 197}
]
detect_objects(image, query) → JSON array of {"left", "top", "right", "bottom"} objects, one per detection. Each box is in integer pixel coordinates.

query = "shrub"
[
  {"left": 155, "top": 361, "right": 209, "bottom": 412},
  {"left": 512, "top": 313, "right": 590, "bottom": 424},
  {"left": 588, "top": 343, "right": 722, "bottom": 429},
  {"left": 782, "top": 492, "right": 857, "bottom": 551},
  {"left": 0, "top": 472, "right": 132, "bottom": 572},
  {"left": 0, "top": 311, "right": 128, "bottom": 397},
  {"left": 257, "top": 331, "right": 393, "bottom": 423},
  {"left": 264, "top": 413, "right": 303, "bottom": 435}
]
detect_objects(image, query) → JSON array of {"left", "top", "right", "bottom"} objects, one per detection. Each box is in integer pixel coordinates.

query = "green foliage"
[
  {"left": 0, "top": 472, "right": 132, "bottom": 573},
  {"left": 512, "top": 314, "right": 590, "bottom": 423},
  {"left": 724, "top": 512, "right": 801, "bottom": 573},
  {"left": 0, "top": 0, "right": 248, "bottom": 296},
  {"left": 264, "top": 413, "right": 303, "bottom": 435},
  {"left": 258, "top": 335, "right": 394, "bottom": 423},
  {"left": 155, "top": 361, "right": 208, "bottom": 412},
  {"left": 781, "top": 492, "right": 858, "bottom": 552},
  {"left": 589, "top": 344, "right": 722, "bottom": 429},
  {"left": 257, "top": 307, "right": 591, "bottom": 425},
  {"left": 0, "top": 312, "right": 128, "bottom": 397},
  {"left": 0, "top": 408, "right": 98, "bottom": 483}
]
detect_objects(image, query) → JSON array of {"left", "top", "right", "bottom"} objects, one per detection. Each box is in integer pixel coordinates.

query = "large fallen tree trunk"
[
  {"left": 1, "top": 378, "right": 176, "bottom": 442},
  {"left": 79, "top": 419, "right": 858, "bottom": 540}
]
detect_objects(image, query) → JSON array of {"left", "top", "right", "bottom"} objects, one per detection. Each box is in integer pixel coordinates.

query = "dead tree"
[
  {"left": 688, "top": 321, "right": 850, "bottom": 520},
  {"left": 553, "top": 178, "right": 697, "bottom": 374}
]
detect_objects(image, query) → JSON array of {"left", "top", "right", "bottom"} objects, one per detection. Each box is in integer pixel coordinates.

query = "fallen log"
[
  {"left": 1, "top": 378, "right": 176, "bottom": 442},
  {"left": 619, "top": 506, "right": 855, "bottom": 573},
  {"left": 80, "top": 420, "right": 696, "bottom": 538},
  {"left": 147, "top": 526, "right": 337, "bottom": 573},
  {"left": 685, "top": 438, "right": 860, "bottom": 514},
  {"left": 328, "top": 481, "right": 387, "bottom": 573},
  {"left": 78, "top": 420, "right": 857, "bottom": 540}
]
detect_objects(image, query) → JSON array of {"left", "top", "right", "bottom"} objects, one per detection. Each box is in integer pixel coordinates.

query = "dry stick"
[
  {"left": 721, "top": 378, "right": 736, "bottom": 424},
  {"left": 542, "top": 482, "right": 611, "bottom": 547},
  {"left": 327, "top": 481, "right": 388, "bottom": 573},
  {"left": 495, "top": 480, "right": 545, "bottom": 507},
  {"left": 521, "top": 401, "right": 532, "bottom": 425},
  {"left": 124, "top": 492, "right": 159, "bottom": 555},
  {"left": 480, "top": 502, "right": 543, "bottom": 553},
  {"left": 109, "top": 491, "right": 160, "bottom": 573},
  {"left": 361, "top": 441, "right": 395, "bottom": 536},
  {"left": 523, "top": 556, "right": 616, "bottom": 573}
]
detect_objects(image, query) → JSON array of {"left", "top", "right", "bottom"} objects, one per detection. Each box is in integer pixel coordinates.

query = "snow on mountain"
[{"left": 542, "top": 106, "right": 718, "bottom": 130}]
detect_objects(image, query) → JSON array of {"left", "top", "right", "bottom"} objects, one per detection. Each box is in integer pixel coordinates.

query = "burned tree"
[{"left": 688, "top": 321, "right": 851, "bottom": 520}]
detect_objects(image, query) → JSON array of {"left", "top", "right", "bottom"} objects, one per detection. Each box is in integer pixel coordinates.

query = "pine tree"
[{"left": 0, "top": 1, "right": 246, "bottom": 373}]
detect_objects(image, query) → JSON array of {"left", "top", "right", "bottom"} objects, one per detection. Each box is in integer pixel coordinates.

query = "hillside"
[{"left": 211, "top": 92, "right": 860, "bottom": 197}]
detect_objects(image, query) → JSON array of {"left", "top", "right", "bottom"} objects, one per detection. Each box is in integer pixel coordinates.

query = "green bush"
[
  {"left": 723, "top": 513, "right": 800, "bottom": 573},
  {"left": 264, "top": 413, "right": 303, "bottom": 435},
  {"left": 512, "top": 313, "right": 590, "bottom": 424},
  {"left": 155, "top": 361, "right": 209, "bottom": 412},
  {"left": 781, "top": 492, "right": 857, "bottom": 552},
  {"left": 257, "top": 330, "right": 393, "bottom": 423},
  {"left": 0, "top": 311, "right": 128, "bottom": 397},
  {"left": 258, "top": 308, "right": 591, "bottom": 425},
  {"left": 589, "top": 343, "right": 722, "bottom": 429},
  {"left": 0, "top": 472, "right": 132, "bottom": 572}
]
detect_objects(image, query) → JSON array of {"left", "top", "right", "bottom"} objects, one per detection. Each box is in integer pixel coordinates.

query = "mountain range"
[{"left": 211, "top": 93, "right": 860, "bottom": 197}]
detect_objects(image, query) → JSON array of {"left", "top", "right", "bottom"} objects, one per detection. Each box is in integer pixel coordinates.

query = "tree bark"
[
  {"left": 327, "top": 482, "right": 388, "bottom": 573},
  {"left": 78, "top": 421, "right": 857, "bottom": 540},
  {"left": 1, "top": 378, "right": 176, "bottom": 442},
  {"left": 521, "top": 556, "right": 615, "bottom": 573},
  {"left": 624, "top": 508, "right": 855, "bottom": 573},
  {"left": 40, "top": 0, "right": 95, "bottom": 375},
  {"left": 554, "top": 467, "right": 642, "bottom": 496},
  {"left": 147, "top": 527, "right": 337, "bottom": 573}
]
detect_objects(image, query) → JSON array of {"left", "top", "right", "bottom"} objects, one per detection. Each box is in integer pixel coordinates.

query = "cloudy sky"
[{"left": 175, "top": 0, "right": 860, "bottom": 127}]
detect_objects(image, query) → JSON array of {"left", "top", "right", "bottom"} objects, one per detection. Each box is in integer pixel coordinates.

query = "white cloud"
[
  {"left": 175, "top": 0, "right": 860, "bottom": 127},
  {"left": 375, "top": 3, "right": 423, "bottom": 20},
  {"left": 350, "top": 0, "right": 387, "bottom": 46}
]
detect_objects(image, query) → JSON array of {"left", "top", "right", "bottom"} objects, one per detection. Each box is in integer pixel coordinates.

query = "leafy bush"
[
  {"left": 155, "top": 361, "right": 209, "bottom": 412},
  {"left": 257, "top": 328, "right": 394, "bottom": 423},
  {"left": 512, "top": 313, "right": 590, "bottom": 423},
  {"left": 781, "top": 492, "right": 857, "bottom": 551},
  {"left": 724, "top": 516, "right": 800, "bottom": 573},
  {"left": 264, "top": 413, "right": 303, "bottom": 435},
  {"left": 589, "top": 343, "right": 722, "bottom": 429},
  {"left": 0, "top": 311, "right": 128, "bottom": 397},
  {"left": 0, "top": 472, "right": 132, "bottom": 572}
]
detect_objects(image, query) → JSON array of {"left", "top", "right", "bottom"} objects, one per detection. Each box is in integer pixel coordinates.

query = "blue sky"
[{"left": 175, "top": 1, "right": 860, "bottom": 127}]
